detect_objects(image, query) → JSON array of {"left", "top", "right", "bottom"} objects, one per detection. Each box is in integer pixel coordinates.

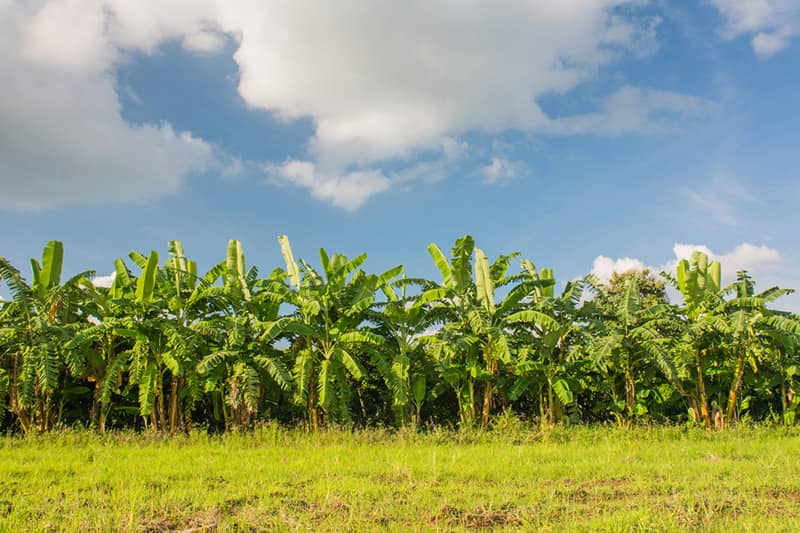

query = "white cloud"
[
  {"left": 223, "top": 1, "right": 662, "bottom": 169},
  {"left": 710, "top": 0, "right": 800, "bottom": 57},
  {"left": 0, "top": 0, "right": 217, "bottom": 210},
  {"left": 268, "top": 160, "right": 391, "bottom": 211},
  {"left": 751, "top": 30, "right": 793, "bottom": 56},
  {"left": 0, "top": 1, "right": 711, "bottom": 211},
  {"left": 589, "top": 242, "right": 794, "bottom": 309},
  {"left": 662, "top": 242, "right": 798, "bottom": 311},
  {"left": 393, "top": 159, "right": 456, "bottom": 187},
  {"left": 667, "top": 242, "right": 782, "bottom": 279},
  {"left": 221, "top": 3, "right": 698, "bottom": 174},
  {"left": 441, "top": 138, "right": 470, "bottom": 161},
  {"left": 216, "top": 1, "right": 696, "bottom": 207},
  {"left": 481, "top": 158, "right": 523, "bottom": 185},
  {"left": 591, "top": 256, "right": 649, "bottom": 284},
  {"left": 91, "top": 272, "right": 116, "bottom": 288}
]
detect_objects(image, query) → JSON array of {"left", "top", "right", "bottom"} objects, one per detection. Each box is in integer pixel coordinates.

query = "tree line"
[{"left": 1, "top": 236, "right": 798, "bottom": 434}]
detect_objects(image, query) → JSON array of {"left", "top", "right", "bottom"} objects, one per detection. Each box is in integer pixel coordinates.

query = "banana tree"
[
  {"left": 414, "top": 236, "right": 481, "bottom": 426},
  {"left": 114, "top": 248, "right": 196, "bottom": 432},
  {"left": 368, "top": 275, "right": 437, "bottom": 427},
  {"left": 759, "top": 326, "right": 800, "bottom": 424},
  {"left": 508, "top": 263, "right": 587, "bottom": 429},
  {"left": 196, "top": 240, "right": 291, "bottom": 430},
  {"left": 666, "top": 253, "right": 799, "bottom": 427},
  {"left": 717, "top": 271, "right": 797, "bottom": 423},
  {"left": 64, "top": 265, "right": 136, "bottom": 432},
  {"left": 417, "top": 236, "right": 548, "bottom": 429},
  {"left": 0, "top": 241, "right": 93, "bottom": 432},
  {"left": 158, "top": 240, "right": 227, "bottom": 432},
  {"left": 275, "top": 235, "right": 400, "bottom": 430},
  {"left": 120, "top": 249, "right": 171, "bottom": 430},
  {"left": 663, "top": 251, "right": 725, "bottom": 428},
  {"left": 587, "top": 275, "right": 681, "bottom": 420}
]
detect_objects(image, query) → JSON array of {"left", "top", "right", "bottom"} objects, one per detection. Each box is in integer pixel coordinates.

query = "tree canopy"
[{"left": 1, "top": 238, "right": 798, "bottom": 433}]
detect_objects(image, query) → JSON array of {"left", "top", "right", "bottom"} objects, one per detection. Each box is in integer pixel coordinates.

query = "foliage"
[{"left": 1, "top": 238, "right": 799, "bottom": 433}]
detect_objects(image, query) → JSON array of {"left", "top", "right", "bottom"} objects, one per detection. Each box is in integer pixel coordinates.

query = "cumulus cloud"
[
  {"left": 591, "top": 242, "right": 784, "bottom": 287},
  {"left": 219, "top": 2, "right": 701, "bottom": 173},
  {"left": 590, "top": 242, "right": 798, "bottom": 310},
  {"left": 91, "top": 271, "right": 117, "bottom": 288},
  {"left": 225, "top": 1, "right": 660, "bottom": 169},
  {"left": 710, "top": 0, "right": 800, "bottom": 57},
  {"left": 221, "top": 2, "right": 702, "bottom": 206},
  {"left": 591, "top": 256, "right": 649, "bottom": 284},
  {"left": 0, "top": 0, "right": 217, "bottom": 210},
  {"left": 1, "top": 0, "right": 711, "bottom": 211},
  {"left": 667, "top": 242, "right": 782, "bottom": 278},
  {"left": 267, "top": 160, "right": 391, "bottom": 211}
]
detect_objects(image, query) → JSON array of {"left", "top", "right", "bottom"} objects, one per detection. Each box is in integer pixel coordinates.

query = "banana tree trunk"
[
  {"left": 539, "top": 384, "right": 548, "bottom": 430},
  {"left": 725, "top": 347, "right": 747, "bottom": 424},
  {"left": 91, "top": 386, "right": 108, "bottom": 433},
  {"left": 308, "top": 371, "right": 320, "bottom": 432},
  {"left": 624, "top": 355, "right": 636, "bottom": 418},
  {"left": 168, "top": 375, "right": 180, "bottom": 433},
  {"left": 98, "top": 405, "right": 107, "bottom": 433},
  {"left": 39, "top": 397, "right": 54, "bottom": 432},
  {"left": 481, "top": 381, "right": 493, "bottom": 430},
  {"left": 480, "top": 357, "right": 498, "bottom": 430},
  {"left": 695, "top": 350, "right": 711, "bottom": 429},
  {"left": 156, "top": 373, "right": 167, "bottom": 431},
  {"left": 540, "top": 381, "right": 559, "bottom": 430},
  {"left": 467, "top": 380, "right": 476, "bottom": 426},
  {"left": 220, "top": 392, "right": 231, "bottom": 432},
  {"left": 10, "top": 353, "right": 32, "bottom": 433}
]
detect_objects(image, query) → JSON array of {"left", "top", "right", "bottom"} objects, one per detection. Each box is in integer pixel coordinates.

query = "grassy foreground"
[{"left": 1, "top": 425, "right": 799, "bottom": 532}]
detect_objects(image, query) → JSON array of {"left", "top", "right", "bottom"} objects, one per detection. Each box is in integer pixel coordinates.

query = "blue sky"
[{"left": 1, "top": 0, "right": 798, "bottom": 310}]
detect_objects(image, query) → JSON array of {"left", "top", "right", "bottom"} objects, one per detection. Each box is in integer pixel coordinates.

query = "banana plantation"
[{"left": 1, "top": 236, "right": 799, "bottom": 434}]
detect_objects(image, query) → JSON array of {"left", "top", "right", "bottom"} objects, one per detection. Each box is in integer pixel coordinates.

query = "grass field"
[{"left": 1, "top": 424, "right": 799, "bottom": 531}]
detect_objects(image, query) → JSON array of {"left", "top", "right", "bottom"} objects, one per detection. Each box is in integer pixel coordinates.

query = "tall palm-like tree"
[
  {"left": 662, "top": 251, "right": 725, "bottom": 428},
  {"left": 717, "top": 271, "right": 797, "bottom": 423},
  {"left": 65, "top": 262, "right": 135, "bottom": 433},
  {"left": 276, "top": 235, "right": 400, "bottom": 430},
  {"left": 196, "top": 240, "right": 291, "bottom": 430},
  {"left": 509, "top": 263, "right": 587, "bottom": 428},
  {"left": 760, "top": 325, "right": 800, "bottom": 424},
  {"left": 415, "top": 236, "right": 482, "bottom": 426},
  {"left": 368, "top": 275, "right": 438, "bottom": 427},
  {"left": 417, "top": 236, "right": 550, "bottom": 428},
  {"left": 588, "top": 276, "right": 681, "bottom": 420},
  {"left": 665, "top": 252, "right": 800, "bottom": 428},
  {"left": 0, "top": 241, "right": 92, "bottom": 432}
]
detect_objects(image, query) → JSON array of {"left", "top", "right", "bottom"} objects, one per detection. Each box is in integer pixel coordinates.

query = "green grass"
[{"left": 1, "top": 424, "right": 800, "bottom": 531}]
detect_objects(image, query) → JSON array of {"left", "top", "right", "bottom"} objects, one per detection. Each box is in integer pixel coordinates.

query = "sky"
[{"left": 1, "top": 0, "right": 799, "bottom": 311}]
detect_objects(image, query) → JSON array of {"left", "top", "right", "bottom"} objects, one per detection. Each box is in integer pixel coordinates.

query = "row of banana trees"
[{"left": 1, "top": 236, "right": 798, "bottom": 433}]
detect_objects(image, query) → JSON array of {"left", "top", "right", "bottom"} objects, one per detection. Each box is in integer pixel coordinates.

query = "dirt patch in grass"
[
  {"left": 430, "top": 503, "right": 522, "bottom": 530},
  {"left": 218, "top": 495, "right": 258, "bottom": 514},
  {"left": 0, "top": 499, "right": 13, "bottom": 518},
  {"left": 552, "top": 476, "right": 633, "bottom": 504},
  {"left": 757, "top": 487, "right": 800, "bottom": 502},
  {"left": 132, "top": 508, "right": 221, "bottom": 532}
]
